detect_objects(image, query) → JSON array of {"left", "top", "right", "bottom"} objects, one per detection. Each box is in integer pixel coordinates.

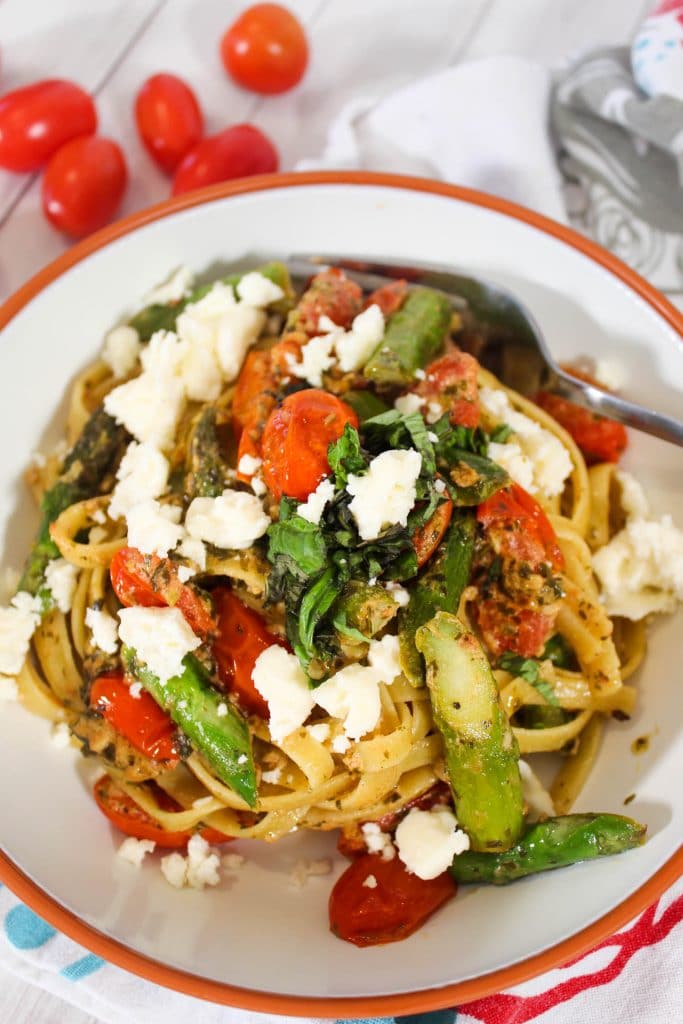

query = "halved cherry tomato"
[
  {"left": 417, "top": 351, "right": 481, "bottom": 428},
  {"left": 135, "top": 73, "right": 203, "bottom": 174},
  {"left": 329, "top": 853, "right": 456, "bottom": 947},
  {"left": 412, "top": 494, "right": 453, "bottom": 567},
  {"left": 233, "top": 349, "right": 274, "bottom": 435},
  {"left": 363, "top": 279, "right": 408, "bottom": 317},
  {"left": 475, "top": 593, "right": 558, "bottom": 659},
  {"left": 220, "top": 3, "right": 309, "bottom": 95},
  {"left": 110, "top": 546, "right": 215, "bottom": 639},
  {"left": 477, "top": 483, "right": 564, "bottom": 573},
  {"left": 292, "top": 268, "right": 363, "bottom": 335},
  {"left": 171, "top": 124, "right": 278, "bottom": 195},
  {"left": 93, "top": 774, "right": 231, "bottom": 848},
  {"left": 536, "top": 391, "right": 627, "bottom": 465},
  {"left": 90, "top": 672, "right": 179, "bottom": 764},
  {"left": 0, "top": 79, "right": 97, "bottom": 172},
  {"left": 42, "top": 136, "right": 127, "bottom": 239},
  {"left": 212, "top": 588, "right": 287, "bottom": 717},
  {"left": 261, "top": 389, "right": 358, "bottom": 501}
]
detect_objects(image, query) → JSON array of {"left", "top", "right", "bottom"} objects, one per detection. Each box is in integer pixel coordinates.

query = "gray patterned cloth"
[{"left": 553, "top": 46, "right": 683, "bottom": 297}]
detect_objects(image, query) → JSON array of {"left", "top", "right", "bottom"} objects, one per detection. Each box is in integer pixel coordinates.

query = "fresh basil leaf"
[
  {"left": 327, "top": 424, "right": 367, "bottom": 488},
  {"left": 490, "top": 423, "right": 512, "bottom": 444},
  {"left": 267, "top": 513, "right": 327, "bottom": 579},
  {"left": 498, "top": 653, "right": 560, "bottom": 706},
  {"left": 332, "top": 612, "right": 368, "bottom": 643},
  {"left": 294, "top": 567, "right": 343, "bottom": 671},
  {"left": 542, "top": 633, "right": 579, "bottom": 671}
]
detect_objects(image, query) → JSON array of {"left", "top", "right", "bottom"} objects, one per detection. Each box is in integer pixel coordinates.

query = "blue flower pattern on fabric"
[{"left": 3, "top": 905, "right": 56, "bottom": 949}]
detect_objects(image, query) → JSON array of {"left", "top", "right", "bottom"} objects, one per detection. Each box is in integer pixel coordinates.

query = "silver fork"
[{"left": 287, "top": 254, "right": 683, "bottom": 447}]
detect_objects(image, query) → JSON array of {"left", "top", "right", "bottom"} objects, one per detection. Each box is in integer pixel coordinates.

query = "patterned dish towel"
[{"left": 2, "top": 4, "right": 682, "bottom": 1023}]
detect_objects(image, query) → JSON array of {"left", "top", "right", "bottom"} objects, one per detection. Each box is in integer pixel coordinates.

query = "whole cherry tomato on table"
[
  {"left": 0, "top": 79, "right": 97, "bottom": 172},
  {"left": 221, "top": 3, "right": 309, "bottom": 95},
  {"left": 90, "top": 671, "right": 179, "bottom": 764},
  {"left": 261, "top": 389, "right": 358, "bottom": 501},
  {"left": 135, "top": 72, "right": 203, "bottom": 174},
  {"left": 171, "top": 123, "right": 278, "bottom": 195},
  {"left": 41, "top": 135, "right": 127, "bottom": 239}
]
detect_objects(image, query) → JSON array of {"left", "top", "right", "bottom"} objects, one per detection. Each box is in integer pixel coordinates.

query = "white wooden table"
[{"left": 0, "top": 0, "right": 650, "bottom": 1019}]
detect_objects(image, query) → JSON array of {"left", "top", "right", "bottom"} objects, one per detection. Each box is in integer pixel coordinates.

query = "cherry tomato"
[
  {"left": 110, "top": 546, "right": 215, "bottom": 639},
  {"left": 292, "top": 268, "right": 363, "bottom": 335},
  {"left": 536, "top": 391, "right": 627, "bottom": 465},
  {"left": 0, "top": 79, "right": 97, "bottom": 172},
  {"left": 221, "top": 3, "right": 308, "bottom": 95},
  {"left": 90, "top": 672, "right": 179, "bottom": 764},
  {"left": 41, "top": 136, "right": 127, "bottom": 239},
  {"left": 232, "top": 349, "right": 274, "bottom": 435},
  {"left": 171, "top": 124, "right": 278, "bottom": 195},
  {"left": 363, "top": 279, "right": 408, "bottom": 318},
  {"left": 329, "top": 853, "right": 456, "bottom": 947},
  {"left": 93, "top": 774, "right": 232, "bottom": 848},
  {"left": 477, "top": 483, "right": 564, "bottom": 573},
  {"left": 417, "top": 351, "right": 481, "bottom": 428},
  {"left": 212, "top": 588, "right": 287, "bottom": 717},
  {"left": 412, "top": 494, "right": 453, "bottom": 567},
  {"left": 261, "top": 389, "right": 358, "bottom": 501},
  {"left": 475, "top": 593, "right": 558, "bottom": 659},
  {"left": 135, "top": 73, "right": 203, "bottom": 174}
]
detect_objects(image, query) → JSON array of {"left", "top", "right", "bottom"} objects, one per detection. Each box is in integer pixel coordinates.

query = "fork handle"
[{"left": 553, "top": 370, "right": 683, "bottom": 447}]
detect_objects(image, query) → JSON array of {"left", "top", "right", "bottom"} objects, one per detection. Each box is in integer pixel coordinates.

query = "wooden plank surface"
[{"left": 0, "top": 0, "right": 651, "bottom": 1020}]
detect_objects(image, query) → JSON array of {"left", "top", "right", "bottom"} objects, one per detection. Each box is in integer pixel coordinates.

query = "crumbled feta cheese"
[
  {"left": 434, "top": 478, "right": 446, "bottom": 494},
  {"left": 262, "top": 767, "right": 283, "bottom": 784},
  {"left": 425, "top": 400, "right": 443, "bottom": 423},
  {"left": 217, "top": 702, "right": 228, "bottom": 718},
  {"left": 361, "top": 822, "right": 395, "bottom": 861},
  {"left": 185, "top": 489, "right": 269, "bottom": 550},
  {"left": 332, "top": 733, "right": 350, "bottom": 754},
  {"left": 519, "top": 760, "right": 555, "bottom": 821},
  {"left": 160, "top": 834, "right": 221, "bottom": 890},
  {"left": 177, "top": 566, "right": 194, "bottom": 583},
  {"left": 395, "top": 806, "right": 470, "bottom": 879},
  {"left": 427, "top": 431, "right": 438, "bottom": 443},
  {"left": 126, "top": 500, "right": 185, "bottom": 557},
  {"left": 0, "top": 677, "right": 19, "bottom": 701},
  {"left": 118, "top": 837, "right": 156, "bottom": 867},
  {"left": 367, "top": 634, "right": 401, "bottom": 682},
  {"left": 50, "top": 722, "right": 71, "bottom": 748},
  {"left": 594, "top": 357, "right": 626, "bottom": 392},
  {"left": 177, "top": 537, "right": 207, "bottom": 571},
  {"left": 0, "top": 592, "right": 41, "bottom": 676},
  {"left": 140, "top": 329, "right": 185, "bottom": 377},
  {"left": 414, "top": 368, "right": 426, "bottom": 381},
  {"left": 315, "top": 663, "right": 382, "bottom": 740},
  {"left": 617, "top": 470, "right": 649, "bottom": 521},
  {"left": 102, "top": 325, "right": 140, "bottom": 379},
  {"left": 188, "top": 281, "right": 237, "bottom": 320},
  {"left": 144, "top": 265, "right": 194, "bottom": 306},
  {"left": 216, "top": 305, "right": 267, "bottom": 381},
  {"left": 385, "top": 581, "right": 410, "bottom": 607},
  {"left": 92, "top": 509, "right": 106, "bottom": 524},
  {"left": 118, "top": 606, "right": 201, "bottom": 683},
  {"left": 593, "top": 514, "right": 683, "bottom": 619},
  {"left": 129, "top": 682, "right": 143, "bottom": 699},
  {"left": 289, "top": 858, "right": 332, "bottom": 887},
  {"left": 362, "top": 874, "right": 378, "bottom": 889},
  {"left": 45, "top": 558, "right": 78, "bottom": 614},
  {"left": 238, "top": 453, "right": 262, "bottom": 476},
  {"left": 252, "top": 646, "right": 314, "bottom": 742},
  {"left": 481, "top": 386, "right": 572, "bottom": 498},
  {"left": 307, "top": 722, "right": 330, "bottom": 743},
  {"left": 104, "top": 372, "right": 185, "bottom": 450},
  {"left": 336, "top": 304, "right": 385, "bottom": 373},
  {"left": 289, "top": 333, "right": 337, "bottom": 387},
  {"left": 251, "top": 473, "right": 267, "bottom": 496},
  {"left": 222, "top": 852, "right": 245, "bottom": 870},
  {"left": 236, "top": 271, "right": 285, "bottom": 308},
  {"left": 298, "top": 478, "right": 335, "bottom": 525},
  {"left": 85, "top": 607, "right": 119, "bottom": 654},
  {"left": 347, "top": 449, "right": 421, "bottom": 541},
  {"left": 109, "top": 441, "right": 170, "bottom": 520}
]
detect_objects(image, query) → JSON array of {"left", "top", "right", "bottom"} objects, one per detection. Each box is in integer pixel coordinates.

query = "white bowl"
[{"left": 0, "top": 173, "right": 681, "bottom": 1016}]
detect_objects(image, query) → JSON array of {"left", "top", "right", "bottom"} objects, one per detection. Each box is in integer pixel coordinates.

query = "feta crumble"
[
  {"left": 236, "top": 271, "right": 285, "bottom": 308},
  {"left": 217, "top": 702, "right": 228, "bottom": 718},
  {"left": 289, "top": 858, "right": 332, "bottom": 887},
  {"left": 85, "top": 607, "right": 119, "bottom": 654},
  {"left": 593, "top": 513, "right": 683, "bottom": 618},
  {"left": 361, "top": 822, "right": 395, "bottom": 861},
  {"left": 126, "top": 500, "right": 185, "bottom": 557},
  {"left": 50, "top": 722, "right": 71, "bottom": 748},
  {"left": 367, "top": 634, "right": 401, "bottom": 682},
  {"left": 251, "top": 474, "right": 267, "bottom": 496},
  {"left": 45, "top": 558, "right": 78, "bottom": 614},
  {"left": 252, "top": 646, "right": 314, "bottom": 742},
  {"left": 262, "top": 767, "right": 283, "bottom": 784},
  {"left": 118, "top": 837, "right": 156, "bottom": 867},
  {"left": 160, "top": 834, "right": 221, "bottom": 890},
  {"left": 216, "top": 305, "right": 267, "bottom": 381},
  {"left": 118, "top": 606, "right": 201, "bottom": 683},
  {"left": 104, "top": 372, "right": 185, "bottom": 450},
  {"left": 289, "top": 333, "right": 337, "bottom": 387},
  {"left": 129, "top": 682, "right": 143, "bottom": 699},
  {"left": 385, "top": 580, "right": 410, "bottom": 607},
  {"left": 335, "top": 304, "right": 385, "bottom": 373},
  {"left": 102, "top": 325, "right": 140, "bottom": 379},
  {"left": 307, "top": 722, "right": 331, "bottom": 743},
  {"left": 347, "top": 448, "right": 422, "bottom": 541},
  {"left": 185, "top": 489, "right": 269, "bottom": 550},
  {"left": 362, "top": 874, "right": 378, "bottom": 889},
  {"left": 109, "top": 441, "right": 170, "bottom": 520},
  {"left": 395, "top": 806, "right": 470, "bottom": 879},
  {"left": 331, "top": 734, "right": 350, "bottom": 754},
  {"left": 0, "top": 591, "right": 41, "bottom": 676},
  {"left": 237, "top": 453, "right": 262, "bottom": 476},
  {"left": 177, "top": 536, "right": 207, "bottom": 572},
  {"left": 315, "top": 663, "right": 382, "bottom": 741},
  {"left": 144, "top": 265, "right": 194, "bottom": 306},
  {"left": 298, "top": 478, "right": 335, "bottom": 525}
]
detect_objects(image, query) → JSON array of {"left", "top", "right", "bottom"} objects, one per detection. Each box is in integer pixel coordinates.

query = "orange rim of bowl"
[{"left": 0, "top": 171, "right": 681, "bottom": 1017}]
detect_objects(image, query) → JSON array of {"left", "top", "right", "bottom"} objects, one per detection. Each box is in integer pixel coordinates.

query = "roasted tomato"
[
  {"left": 475, "top": 591, "right": 558, "bottom": 659},
  {"left": 329, "top": 853, "right": 456, "bottom": 947},
  {"left": 477, "top": 483, "right": 564, "bottom": 573},
  {"left": 261, "top": 389, "right": 358, "bottom": 501},
  {"left": 417, "top": 351, "right": 480, "bottom": 428},
  {"left": 291, "top": 268, "right": 363, "bottom": 335},
  {"left": 90, "top": 672, "right": 179, "bottom": 764},
  {"left": 536, "top": 391, "right": 627, "bottom": 464},
  {"left": 110, "top": 547, "right": 215, "bottom": 639},
  {"left": 363, "top": 279, "right": 408, "bottom": 317},
  {"left": 412, "top": 494, "right": 453, "bottom": 567}
]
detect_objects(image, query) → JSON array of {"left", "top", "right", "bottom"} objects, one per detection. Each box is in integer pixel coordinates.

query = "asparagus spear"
[
  {"left": 416, "top": 611, "right": 524, "bottom": 852},
  {"left": 339, "top": 390, "right": 390, "bottom": 424},
  {"left": 363, "top": 288, "right": 452, "bottom": 386},
  {"left": 399, "top": 511, "right": 475, "bottom": 686},
  {"left": 332, "top": 580, "right": 399, "bottom": 640},
  {"left": 450, "top": 813, "right": 647, "bottom": 885},
  {"left": 20, "top": 406, "right": 127, "bottom": 596},
  {"left": 186, "top": 406, "right": 230, "bottom": 499},
  {"left": 122, "top": 647, "right": 258, "bottom": 807},
  {"left": 442, "top": 451, "right": 509, "bottom": 506},
  {"left": 129, "top": 261, "right": 294, "bottom": 341}
]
